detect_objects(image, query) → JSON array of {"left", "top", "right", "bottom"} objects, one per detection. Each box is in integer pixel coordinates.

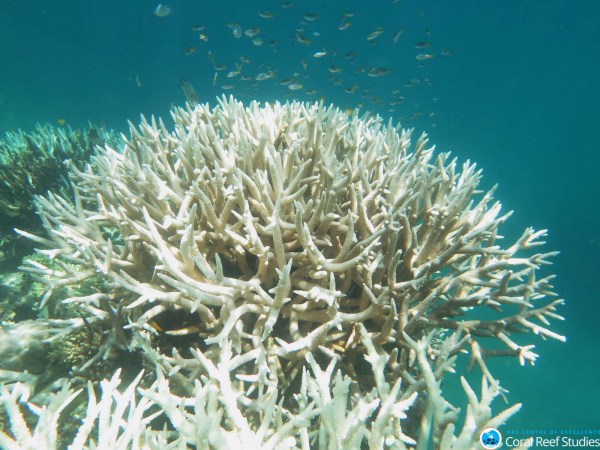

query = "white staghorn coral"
[
  {"left": 4, "top": 96, "right": 565, "bottom": 448},
  {"left": 0, "top": 332, "right": 522, "bottom": 449}
]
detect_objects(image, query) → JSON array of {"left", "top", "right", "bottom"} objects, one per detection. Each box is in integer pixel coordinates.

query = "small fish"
[
  {"left": 306, "top": 89, "right": 317, "bottom": 95},
  {"left": 344, "top": 51, "right": 358, "bottom": 59},
  {"left": 239, "top": 56, "right": 250, "bottom": 64},
  {"left": 415, "top": 53, "right": 433, "bottom": 61},
  {"left": 258, "top": 10, "right": 274, "bottom": 19},
  {"left": 227, "top": 70, "right": 240, "bottom": 78},
  {"left": 344, "top": 85, "right": 358, "bottom": 94},
  {"left": 366, "top": 27, "right": 384, "bottom": 41},
  {"left": 185, "top": 47, "right": 196, "bottom": 56},
  {"left": 342, "top": 11, "right": 355, "bottom": 18},
  {"left": 180, "top": 79, "right": 198, "bottom": 106},
  {"left": 191, "top": 24, "right": 205, "bottom": 32},
  {"left": 153, "top": 4, "right": 172, "bottom": 17},
  {"left": 135, "top": 75, "right": 143, "bottom": 88},
  {"left": 252, "top": 38, "right": 264, "bottom": 46},
  {"left": 87, "top": 128, "right": 103, "bottom": 146},
  {"left": 198, "top": 33, "right": 208, "bottom": 42},
  {"left": 288, "top": 82, "right": 303, "bottom": 91},
  {"left": 228, "top": 23, "right": 243, "bottom": 39},
  {"left": 244, "top": 28, "right": 261, "bottom": 38},
  {"left": 312, "top": 49, "right": 328, "bottom": 58},
  {"left": 56, "top": 118, "right": 66, "bottom": 126},
  {"left": 392, "top": 29, "right": 404, "bottom": 44},
  {"left": 328, "top": 66, "right": 342, "bottom": 74},
  {"left": 256, "top": 71, "right": 275, "bottom": 81},
  {"left": 441, "top": 48, "right": 453, "bottom": 56},
  {"left": 221, "top": 84, "right": 235, "bottom": 90},
  {"left": 338, "top": 22, "right": 352, "bottom": 31},
  {"left": 280, "top": 1, "right": 294, "bottom": 8},
  {"left": 415, "top": 41, "right": 432, "bottom": 48},
  {"left": 295, "top": 33, "right": 311, "bottom": 45},
  {"left": 368, "top": 67, "right": 391, "bottom": 77},
  {"left": 304, "top": 12, "right": 319, "bottom": 21}
]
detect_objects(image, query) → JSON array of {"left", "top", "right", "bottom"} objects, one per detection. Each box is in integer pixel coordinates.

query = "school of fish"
[{"left": 151, "top": 1, "right": 454, "bottom": 126}]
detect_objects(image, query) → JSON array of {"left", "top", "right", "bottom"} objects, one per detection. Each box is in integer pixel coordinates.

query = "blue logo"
[{"left": 480, "top": 428, "right": 502, "bottom": 449}]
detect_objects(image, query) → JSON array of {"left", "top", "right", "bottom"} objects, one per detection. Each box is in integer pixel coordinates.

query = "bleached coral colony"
[{"left": 1, "top": 97, "right": 565, "bottom": 449}]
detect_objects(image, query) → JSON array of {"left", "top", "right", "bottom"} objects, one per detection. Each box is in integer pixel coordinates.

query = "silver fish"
[
  {"left": 259, "top": 10, "right": 274, "bottom": 19},
  {"left": 366, "top": 27, "right": 384, "bottom": 41},
  {"left": 416, "top": 53, "right": 433, "bottom": 61},
  {"left": 228, "top": 23, "right": 243, "bottom": 39},
  {"left": 256, "top": 71, "right": 275, "bottom": 81},
  {"left": 392, "top": 29, "right": 404, "bottom": 44},
  {"left": 180, "top": 79, "right": 198, "bottom": 106},
  {"left": 244, "top": 28, "right": 261, "bottom": 38},
  {"left": 153, "top": 4, "right": 172, "bottom": 17}
]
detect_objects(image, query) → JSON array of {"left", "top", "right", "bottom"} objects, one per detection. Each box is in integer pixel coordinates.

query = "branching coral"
[
  {"left": 6, "top": 96, "right": 565, "bottom": 448},
  {"left": 0, "top": 331, "right": 519, "bottom": 449},
  {"left": 0, "top": 124, "right": 119, "bottom": 232}
]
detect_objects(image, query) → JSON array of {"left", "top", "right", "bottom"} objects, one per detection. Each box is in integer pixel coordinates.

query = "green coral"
[{"left": 0, "top": 124, "right": 120, "bottom": 232}]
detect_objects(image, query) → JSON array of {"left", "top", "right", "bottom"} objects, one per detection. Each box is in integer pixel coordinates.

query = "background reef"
[{"left": 0, "top": 0, "right": 598, "bottom": 435}]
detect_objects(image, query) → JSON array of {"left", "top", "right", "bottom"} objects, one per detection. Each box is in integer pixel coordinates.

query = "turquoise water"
[{"left": 1, "top": 0, "right": 598, "bottom": 438}]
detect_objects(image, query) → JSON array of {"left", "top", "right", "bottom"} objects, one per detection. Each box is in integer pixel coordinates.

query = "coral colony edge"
[{"left": 0, "top": 96, "right": 565, "bottom": 449}]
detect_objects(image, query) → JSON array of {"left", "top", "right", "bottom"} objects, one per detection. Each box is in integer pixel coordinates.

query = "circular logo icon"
[{"left": 480, "top": 428, "right": 502, "bottom": 449}]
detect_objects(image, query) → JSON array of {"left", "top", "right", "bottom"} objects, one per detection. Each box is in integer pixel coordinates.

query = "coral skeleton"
[{"left": 2, "top": 97, "right": 565, "bottom": 448}]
